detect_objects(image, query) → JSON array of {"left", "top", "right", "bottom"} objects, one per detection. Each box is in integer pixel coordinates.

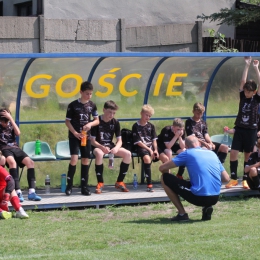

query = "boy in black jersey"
[
  {"left": 157, "top": 118, "right": 186, "bottom": 179},
  {"left": 244, "top": 138, "right": 260, "bottom": 192},
  {"left": 185, "top": 102, "right": 229, "bottom": 164},
  {"left": 132, "top": 104, "right": 159, "bottom": 192},
  {"left": 91, "top": 100, "right": 131, "bottom": 194},
  {"left": 226, "top": 57, "right": 260, "bottom": 189},
  {"left": 0, "top": 108, "right": 41, "bottom": 202},
  {"left": 65, "top": 81, "right": 99, "bottom": 196}
]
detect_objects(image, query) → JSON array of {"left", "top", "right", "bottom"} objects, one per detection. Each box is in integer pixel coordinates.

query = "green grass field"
[{"left": 1, "top": 197, "right": 260, "bottom": 260}]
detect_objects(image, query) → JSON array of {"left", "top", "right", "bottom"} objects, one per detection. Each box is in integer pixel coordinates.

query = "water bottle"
[
  {"left": 35, "top": 139, "right": 41, "bottom": 155},
  {"left": 108, "top": 153, "right": 114, "bottom": 169},
  {"left": 81, "top": 130, "right": 87, "bottom": 146},
  {"left": 61, "top": 173, "right": 66, "bottom": 192},
  {"left": 223, "top": 131, "right": 229, "bottom": 143},
  {"left": 45, "top": 175, "right": 50, "bottom": 194},
  {"left": 133, "top": 173, "right": 138, "bottom": 189}
]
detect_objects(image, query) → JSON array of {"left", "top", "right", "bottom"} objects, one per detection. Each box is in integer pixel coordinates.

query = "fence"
[{"left": 203, "top": 37, "right": 260, "bottom": 52}]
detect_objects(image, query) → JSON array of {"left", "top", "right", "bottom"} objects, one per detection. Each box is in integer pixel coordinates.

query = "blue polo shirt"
[{"left": 173, "top": 147, "right": 224, "bottom": 196}]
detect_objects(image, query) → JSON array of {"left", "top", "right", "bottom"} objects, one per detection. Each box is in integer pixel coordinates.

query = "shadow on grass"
[{"left": 124, "top": 218, "right": 205, "bottom": 225}]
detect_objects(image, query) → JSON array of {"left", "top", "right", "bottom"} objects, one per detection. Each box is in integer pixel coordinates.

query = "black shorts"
[
  {"left": 69, "top": 137, "right": 91, "bottom": 158},
  {"left": 163, "top": 173, "right": 219, "bottom": 207},
  {"left": 2, "top": 147, "right": 28, "bottom": 168},
  {"left": 212, "top": 142, "right": 221, "bottom": 154},
  {"left": 137, "top": 146, "right": 159, "bottom": 162},
  {"left": 158, "top": 143, "right": 181, "bottom": 155},
  {"left": 231, "top": 127, "right": 257, "bottom": 153}
]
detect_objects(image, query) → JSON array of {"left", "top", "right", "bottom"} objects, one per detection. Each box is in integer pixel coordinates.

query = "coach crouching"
[{"left": 159, "top": 135, "right": 230, "bottom": 222}]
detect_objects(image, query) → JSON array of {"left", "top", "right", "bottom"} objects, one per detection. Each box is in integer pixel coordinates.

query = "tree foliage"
[{"left": 197, "top": 2, "right": 260, "bottom": 26}]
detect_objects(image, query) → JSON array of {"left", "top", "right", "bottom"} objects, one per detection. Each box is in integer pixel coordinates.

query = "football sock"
[
  {"left": 10, "top": 196, "right": 20, "bottom": 211},
  {"left": 81, "top": 164, "right": 89, "bottom": 187},
  {"left": 144, "top": 163, "right": 152, "bottom": 185},
  {"left": 218, "top": 152, "right": 227, "bottom": 163},
  {"left": 9, "top": 168, "right": 20, "bottom": 190},
  {"left": 95, "top": 164, "right": 104, "bottom": 183},
  {"left": 177, "top": 166, "right": 185, "bottom": 176},
  {"left": 230, "top": 160, "right": 238, "bottom": 180},
  {"left": 243, "top": 162, "right": 247, "bottom": 181},
  {"left": 117, "top": 162, "right": 130, "bottom": 182},
  {"left": 27, "top": 168, "right": 36, "bottom": 189},
  {"left": 67, "top": 164, "right": 76, "bottom": 187}
]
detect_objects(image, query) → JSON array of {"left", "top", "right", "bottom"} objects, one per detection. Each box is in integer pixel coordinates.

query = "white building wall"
[{"left": 44, "top": 0, "right": 236, "bottom": 38}]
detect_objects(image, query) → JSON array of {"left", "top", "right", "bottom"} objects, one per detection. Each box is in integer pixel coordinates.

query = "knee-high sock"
[
  {"left": 27, "top": 168, "right": 35, "bottom": 189},
  {"left": 81, "top": 164, "right": 89, "bottom": 187},
  {"left": 218, "top": 152, "right": 227, "bottom": 164},
  {"left": 10, "top": 196, "right": 20, "bottom": 211},
  {"left": 177, "top": 166, "right": 185, "bottom": 176},
  {"left": 252, "top": 175, "right": 260, "bottom": 187},
  {"left": 95, "top": 164, "right": 104, "bottom": 183},
  {"left": 144, "top": 163, "right": 152, "bottom": 185},
  {"left": 230, "top": 160, "right": 238, "bottom": 180},
  {"left": 9, "top": 168, "right": 20, "bottom": 190},
  {"left": 243, "top": 161, "right": 248, "bottom": 181},
  {"left": 117, "top": 162, "right": 130, "bottom": 182},
  {"left": 67, "top": 164, "right": 76, "bottom": 187}
]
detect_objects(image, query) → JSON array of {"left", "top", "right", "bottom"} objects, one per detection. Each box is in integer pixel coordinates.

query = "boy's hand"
[
  {"left": 0, "top": 110, "right": 12, "bottom": 120},
  {"left": 83, "top": 124, "right": 91, "bottom": 131},
  {"left": 110, "top": 147, "right": 118, "bottom": 154},
  {"left": 253, "top": 60, "right": 259, "bottom": 68},
  {"left": 245, "top": 56, "right": 252, "bottom": 66}
]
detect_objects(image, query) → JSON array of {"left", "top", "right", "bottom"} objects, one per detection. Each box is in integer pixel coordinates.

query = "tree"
[{"left": 197, "top": 1, "right": 260, "bottom": 26}]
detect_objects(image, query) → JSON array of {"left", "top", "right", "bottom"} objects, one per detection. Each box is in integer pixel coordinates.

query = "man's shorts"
[
  {"left": 163, "top": 173, "right": 219, "bottom": 207},
  {"left": 231, "top": 127, "right": 257, "bottom": 153},
  {"left": 246, "top": 174, "right": 260, "bottom": 191},
  {"left": 69, "top": 137, "right": 91, "bottom": 158},
  {"left": 2, "top": 147, "right": 28, "bottom": 168}
]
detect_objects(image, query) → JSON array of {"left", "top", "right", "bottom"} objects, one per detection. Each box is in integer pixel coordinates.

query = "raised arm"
[
  {"left": 253, "top": 59, "right": 260, "bottom": 95},
  {"left": 240, "top": 57, "right": 252, "bottom": 91}
]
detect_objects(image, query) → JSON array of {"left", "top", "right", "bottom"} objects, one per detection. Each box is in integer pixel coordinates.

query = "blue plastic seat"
[
  {"left": 210, "top": 134, "right": 233, "bottom": 148},
  {"left": 55, "top": 140, "right": 81, "bottom": 160},
  {"left": 22, "top": 141, "right": 56, "bottom": 161}
]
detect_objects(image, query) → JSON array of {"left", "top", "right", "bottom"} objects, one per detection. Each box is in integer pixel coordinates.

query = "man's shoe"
[
  {"left": 202, "top": 206, "right": 213, "bottom": 221},
  {"left": 242, "top": 180, "right": 249, "bottom": 189},
  {"left": 225, "top": 179, "right": 238, "bottom": 188},
  {"left": 81, "top": 186, "right": 91, "bottom": 196},
  {"left": 115, "top": 182, "right": 129, "bottom": 192},
  {"left": 95, "top": 182, "right": 104, "bottom": 194},
  {"left": 171, "top": 213, "right": 189, "bottom": 222},
  {"left": 15, "top": 208, "right": 29, "bottom": 219},
  {"left": 65, "top": 185, "right": 72, "bottom": 196},
  {"left": 0, "top": 210, "right": 12, "bottom": 220},
  {"left": 17, "top": 192, "right": 24, "bottom": 203},
  {"left": 147, "top": 184, "right": 154, "bottom": 192},
  {"left": 28, "top": 192, "right": 42, "bottom": 201},
  {"left": 176, "top": 174, "right": 183, "bottom": 180}
]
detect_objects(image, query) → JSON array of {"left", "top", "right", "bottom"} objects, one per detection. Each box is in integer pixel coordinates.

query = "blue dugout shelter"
[{"left": 0, "top": 52, "right": 259, "bottom": 146}]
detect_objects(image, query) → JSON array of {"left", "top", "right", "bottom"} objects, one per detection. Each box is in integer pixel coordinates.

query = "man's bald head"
[{"left": 185, "top": 135, "right": 200, "bottom": 148}]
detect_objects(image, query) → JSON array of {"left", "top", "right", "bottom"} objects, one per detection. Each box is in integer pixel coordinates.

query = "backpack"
[
  {"left": 121, "top": 128, "right": 136, "bottom": 153},
  {"left": 121, "top": 128, "right": 138, "bottom": 168}
]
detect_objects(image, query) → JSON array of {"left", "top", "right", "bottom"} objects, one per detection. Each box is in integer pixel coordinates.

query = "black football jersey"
[
  {"left": 0, "top": 122, "right": 19, "bottom": 150},
  {"left": 66, "top": 99, "right": 98, "bottom": 138},
  {"left": 185, "top": 118, "right": 208, "bottom": 142},
  {"left": 235, "top": 91, "right": 260, "bottom": 129},
  {"left": 157, "top": 125, "right": 185, "bottom": 147},
  {"left": 132, "top": 121, "right": 157, "bottom": 148},
  {"left": 91, "top": 116, "right": 121, "bottom": 147}
]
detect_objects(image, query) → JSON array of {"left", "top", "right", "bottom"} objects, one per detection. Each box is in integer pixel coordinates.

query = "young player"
[
  {"left": 157, "top": 118, "right": 186, "bottom": 179},
  {"left": 91, "top": 100, "right": 131, "bottom": 194},
  {"left": 132, "top": 104, "right": 159, "bottom": 192},
  {"left": 225, "top": 57, "right": 260, "bottom": 189},
  {"left": 0, "top": 156, "right": 29, "bottom": 219},
  {"left": 185, "top": 102, "right": 229, "bottom": 164},
  {"left": 65, "top": 81, "right": 99, "bottom": 196},
  {"left": 0, "top": 108, "right": 41, "bottom": 202},
  {"left": 244, "top": 138, "right": 260, "bottom": 192}
]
